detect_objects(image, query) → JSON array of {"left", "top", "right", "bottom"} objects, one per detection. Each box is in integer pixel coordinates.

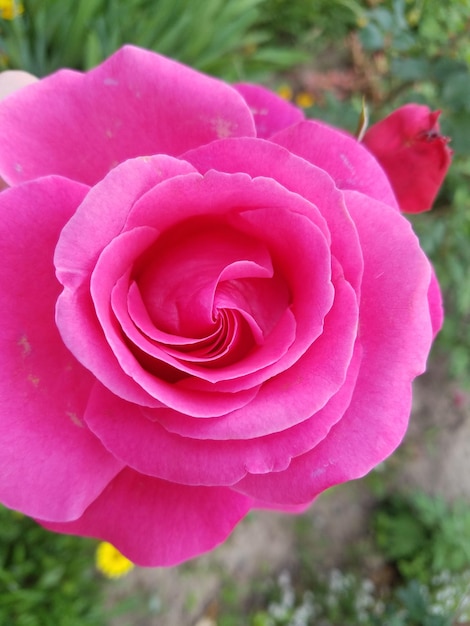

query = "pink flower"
[
  {"left": 0, "top": 47, "right": 443, "bottom": 566},
  {"left": 363, "top": 104, "right": 452, "bottom": 213}
]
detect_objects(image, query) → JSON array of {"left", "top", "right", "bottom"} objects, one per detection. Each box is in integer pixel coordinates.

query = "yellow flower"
[
  {"left": 95, "top": 541, "right": 135, "bottom": 579},
  {"left": 295, "top": 92, "right": 315, "bottom": 109},
  {"left": 277, "top": 84, "right": 293, "bottom": 101},
  {"left": 356, "top": 15, "right": 369, "bottom": 29},
  {"left": 0, "top": 0, "right": 24, "bottom": 20},
  {"left": 406, "top": 8, "right": 421, "bottom": 26}
]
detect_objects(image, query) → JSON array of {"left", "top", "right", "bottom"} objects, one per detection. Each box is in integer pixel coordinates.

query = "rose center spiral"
[{"left": 132, "top": 217, "right": 290, "bottom": 368}]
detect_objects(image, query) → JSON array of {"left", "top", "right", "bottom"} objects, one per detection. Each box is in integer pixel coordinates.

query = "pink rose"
[
  {"left": 0, "top": 46, "right": 443, "bottom": 566},
  {"left": 363, "top": 104, "right": 452, "bottom": 213}
]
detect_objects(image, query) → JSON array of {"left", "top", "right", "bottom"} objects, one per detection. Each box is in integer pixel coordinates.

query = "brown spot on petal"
[
  {"left": 18, "top": 335, "right": 31, "bottom": 356},
  {"left": 27, "top": 374, "right": 40, "bottom": 387}
]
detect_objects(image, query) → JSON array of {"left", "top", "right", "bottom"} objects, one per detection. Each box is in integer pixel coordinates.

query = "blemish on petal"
[
  {"left": 15, "top": 163, "right": 23, "bottom": 173},
  {"left": 104, "top": 77, "right": 119, "bottom": 86},
  {"left": 27, "top": 374, "right": 40, "bottom": 387},
  {"left": 18, "top": 335, "right": 31, "bottom": 356},
  {"left": 67, "top": 412, "right": 84, "bottom": 428},
  {"left": 106, "top": 129, "right": 113, "bottom": 139},
  {"left": 210, "top": 116, "right": 236, "bottom": 139},
  {"left": 340, "top": 153, "right": 354, "bottom": 174},
  {"left": 310, "top": 466, "right": 327, "bottom": 479},
  {"left": 249, "top": 106, "right": 269, "bottom": 117}
]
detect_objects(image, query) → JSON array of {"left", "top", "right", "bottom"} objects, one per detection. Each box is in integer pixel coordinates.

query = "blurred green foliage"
[
  {"left": 0, "top": 0, "right": 305, "bottom": 79},
  {"left": 255, "top": 0, "right": 363, "bottom": 42},
  {"left": 374, "top": 492, "right": 470, "bottom": 583},
  {"left": 0, "top": 505, "right": 105, "bottom": 626},
  {"left": 356, "top": 0, "right": 470, "bottom": 381},
  {"left": 215, "top": 491, "right": 470, "bottom": 624},
  {"left": 300, "top": 0, "right": 470, "bottom": 382},
  {"left": 359, "top": 0, "right": 470, "bottom": 153}
]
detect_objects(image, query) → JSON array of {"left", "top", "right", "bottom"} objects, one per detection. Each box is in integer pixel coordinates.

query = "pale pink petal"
[
  {"left": 271, "top": 121, "right": 400, "bottom": 209},
  {"left": 0, "top": 69, "right": 39, "bottom": 192},
  {"left": 0, "top": 70, "right": 38, "bottom": 101},
  {"left": 235, "top": 192, "right": 435, "bottom": 504},
  {"left": 234, "top": 83, "right": 304, "bottom": 138},
  {"left": 0, "top": 45, "right": 255, "bottom": 187},
  {"left": 39, "top": 468, "right": 253, "bottom": 566},
  {"left": 0, "top": 177, "right": 124, "bottom": 521}
]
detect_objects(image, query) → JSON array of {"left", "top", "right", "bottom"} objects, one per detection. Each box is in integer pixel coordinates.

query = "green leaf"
[
  {"left": 442, "top": 71, "right": 470, "bottom": 111},
  {"left": 390, "top": 57, "right": 432, "bottom": 81},
  {"left": 360, "top": 22, "right": 385, "bottom": 50}
]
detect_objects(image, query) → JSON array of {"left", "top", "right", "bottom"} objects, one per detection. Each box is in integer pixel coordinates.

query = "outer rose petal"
[
  {"left": 235, "top": 192, "right": 435, "bottom": 505},
  {"left": 234, "top": 83, "right": 305, "bottom": 138},
  {"left": 271, "top": 120, "right": 400, "bottom": 210},
  {"left": 428, "top": 268, "right": 444, "bottom": 338},
  {"left": 0, "top": 177, "right": 124, "bottom": 521},
  {"left": 363, "top": 104, "right": 452, "bottom": 213},
  {"left": 40, "top": 468, "right": 253, "bottom": 567},
  {"left": 0, "top": 45, "right": 256, "bottom": 187}
]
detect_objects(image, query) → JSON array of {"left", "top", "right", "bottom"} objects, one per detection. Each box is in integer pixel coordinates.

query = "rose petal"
[
  {"left": 0, "top": 45, "right": 256, "bottom": 187},
  {"left": 0, "top": 177, "right": 124, "bottom": 521},
  {"left": 40, "top": 468, "right": 253, "bottom": 566},
  {"left": 146, "top": 274, "right": 359, "bottom": 439},
  {"left": 65, "top": 164, "right": 333, "bottom": 406},
  {"left": 55, "top": 154, "right": 207, "bottom": 410},
  {"left": 234, "top": 83, "right": 304, "bottom": 138},
  {"left": 125, "top": 172, "right": 335, "bottom": 391},
  {"left": 83, "top": 342, "right": 361, "bottom": 487},
  {"left": 136, "top": 219, "right": 275, "bottom": 337},
  {"left": 183, "top": 137, "right": 363, "bottom": 293},
  {"left": 111, "top": 266, "right": 297, "bottom": 382},
  {"left": 271, "top": 121, "right": 400, "bottom": 210},
  {"left": 428, "top": 268, "right": 443, "bottom": 338},
  {"left": 363, "top": 104, "right": 452, "bottom": 213},
  {"left": 235, "top": 192, "right": 435, "bottom": 504}
]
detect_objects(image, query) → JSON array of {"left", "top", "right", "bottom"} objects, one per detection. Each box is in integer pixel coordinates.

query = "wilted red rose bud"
[{"left": 363, "top": 104, "right": 452, "bottom": 213}]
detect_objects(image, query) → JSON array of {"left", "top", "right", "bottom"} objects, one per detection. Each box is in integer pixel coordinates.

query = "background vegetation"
[{"left": 1, "top": 0, "right": 469, "bottom": 624}]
